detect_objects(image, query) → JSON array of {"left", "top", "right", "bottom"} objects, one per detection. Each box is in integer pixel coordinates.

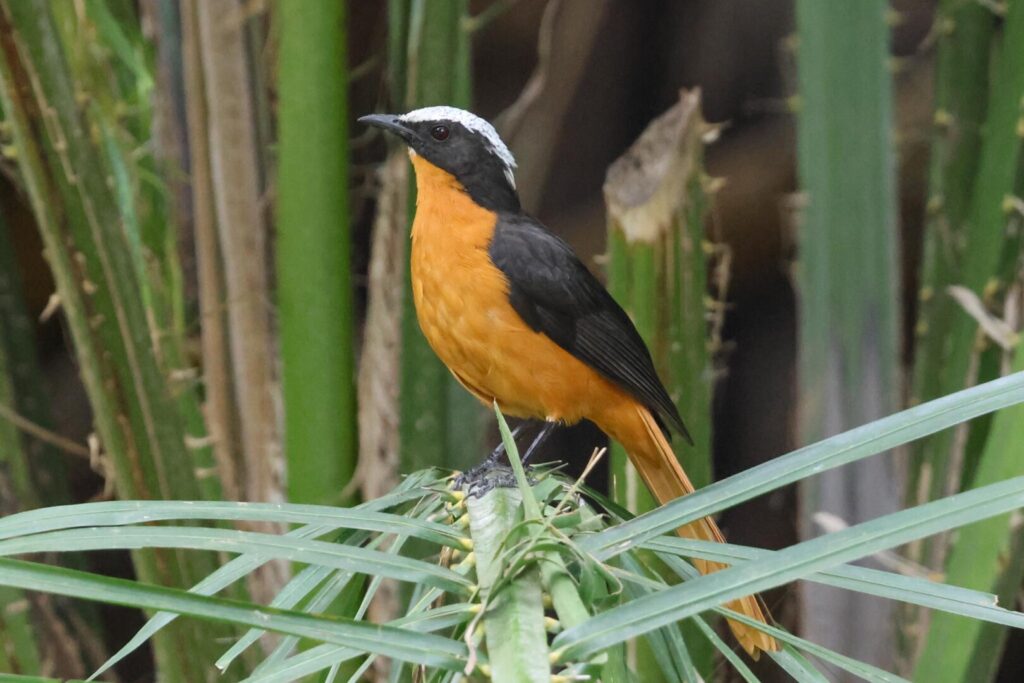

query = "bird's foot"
[
  {"left": 455, "top": 455, "right": 534, "bottom": 498},
  {"left": 452, "top": 420, "right": 555, "bottom": 497},
  {"left": 453, "top": 422, "right": 526, "bottom": 490}
]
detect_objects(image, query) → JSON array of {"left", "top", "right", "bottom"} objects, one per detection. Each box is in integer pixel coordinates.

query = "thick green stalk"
[
  {"left": 132, "top": 0, "right": 221, "bottom": 502},
  {"left": 75, "top": 0, "right": 222, "bottom": 502},
  {"left": 671, "top": 173, "right": 714, "bottom": 487},
  {"left": 912, "top": 0, "right": 1024, "bottom": 510},
  {"left": 387, "top": 0, "right": 409, "bottom": 106},
  {"left": 605, "top": 91, "right": 714, "bottom": 499},
  {"left": 0, "top": 2, "right": 230, "bottom": 679},
  {"left": 911, "top": 0, "right": 995, "bottom": 424},
  {"left": 604, "top": 91, "right": 715, "bottom": 680},
  {"left": 606, "top": 237, "right": 657, "bottom": 516},
  {"left": 794, "top": 0, "right": 900, "bottom": 670},
  {"left": 915, "top": 342, "right": 1024, "bottom": 682},
  {"left": 277, "top": 0, "right": 356, "bottom": 506},
  {"left": 398, "top": 0, "right": 483, "bottom": 474}
]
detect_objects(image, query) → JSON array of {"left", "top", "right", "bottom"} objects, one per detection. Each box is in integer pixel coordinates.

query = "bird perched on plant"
[{"left": 359, "top": 106, "right": 777, "bottom": 657}]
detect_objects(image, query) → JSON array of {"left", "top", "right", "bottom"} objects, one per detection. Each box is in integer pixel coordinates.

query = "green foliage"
[
  {"left": 916, "top": 349, "right": 1024, "bottom": 682},
  {"left": 912, "top": 0, "right": 1024, "bottom": 507},
  {"left": 908, "top": 0, "right": 1024, "bottom": 674},
  {"left": 0, "top": 2, "right": 232, "bottom": 678},
  {"left": 2, "top": 383, "right": 1024, "bottom": 680}
]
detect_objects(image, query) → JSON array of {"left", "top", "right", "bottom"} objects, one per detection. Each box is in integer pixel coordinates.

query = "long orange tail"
[{"left": 599, "top": 402, "right": 778, "bottom": 658}]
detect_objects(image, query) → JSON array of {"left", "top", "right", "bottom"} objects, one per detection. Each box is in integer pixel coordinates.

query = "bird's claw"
[{"left": 454, "top": 455, "right": 533, "bottom": 498}]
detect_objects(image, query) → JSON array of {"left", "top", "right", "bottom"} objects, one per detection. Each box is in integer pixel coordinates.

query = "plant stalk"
[
  {"left": 466, "top": 486, "right": 551, "bottom": 683},
  {"left": 277, "top": 0, "right": 357, "bottom": 506},
  {"left": 399, "top": 0, "right": 484, "bottom": 476},
  {"left": 794, "top": 0, "right": 901, "bottom": 671},
  {"left": 0, "top": 2, "right": 233, "bottom": 678},
  {"left": 604, "top": 90, "right": 716, "bottom": 679}
]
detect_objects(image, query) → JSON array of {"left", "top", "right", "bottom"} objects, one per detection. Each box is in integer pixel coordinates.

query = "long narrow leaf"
[
  {"left": 583, "top": 372, "right": 1024, "bottom": 557},
  {"left": 647, "top": 537, "right": 1023, "bottom": 628},
  {"left": 96, "top": 475, "right": 444, "bottom": 678},
  {"left": 241, "top": 604, "right": 477, "bottom": 683},
  {"left": 622, "top": 551, "right": 897, "bottom": 682},
  {"left": 90, "top": 523, "right": 335, "bottom": 680},
  {"left": 0, "top": 557, "right": 468, "bottom": 670},
  {"left": 215, "top": 563, "right": 338, "bottom": 671},
  {"left": 0, "top": 500, "right": 466, "bottom": 548},
  {"left": 726, "top": 610, "right": 909, "bottom": 683},
  {"left": 769, "top": 646, "right": 831, "bottom": 683},
  {"left": 691, "top": 616, "right": 759, "bottom": 683},
  {"left": 0, "top": 527, "right": 470, "bottom": 594},
  {"left": 555, "top": 475, "right": 1024, "bottom": 660}
]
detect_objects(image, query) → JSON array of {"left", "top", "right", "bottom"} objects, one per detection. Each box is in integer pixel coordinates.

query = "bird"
[{"left": 359, "top": 106, "right": 777, "bottom": 657}]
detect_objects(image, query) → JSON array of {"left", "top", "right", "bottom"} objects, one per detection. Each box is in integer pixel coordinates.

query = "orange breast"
[{"left": 408, "top": 154, "right": 631, "bottom": 425}]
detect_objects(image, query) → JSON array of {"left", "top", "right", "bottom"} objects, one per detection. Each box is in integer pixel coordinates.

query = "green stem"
[
  {"left": 604, "top": 91, "right": 715, "bottom": 680},
  {"left": 399, "top": 0, "right": 483, "bottom": 474},
  {"left": 913, "top": 0, "right": 1024, "bottom": 513},
  {"left": 911, "top": 0, "right": 995, "bottom": 419},
  {"left": 277, "top": 0, "right": 357, "bottom": 506},
  {"left": 466, "top": 487, "right": 551, "bottom": 683},
  {"left": 914, "top": 343, "right": 1024, "bottom": 682},
  {"left": 912, "top": 3, "right": 1024, "bottom": 667},
  {"left": 794, "top": 0, "right": 900, "bottom": 668}
]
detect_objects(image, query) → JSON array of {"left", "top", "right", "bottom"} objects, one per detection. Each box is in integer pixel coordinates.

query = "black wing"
[{"left": 488, "top": 213, "right": 692, "bottom": 444}]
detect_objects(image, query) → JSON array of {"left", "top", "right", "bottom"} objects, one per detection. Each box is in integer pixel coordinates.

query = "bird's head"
[{"left": 359, "top": 106, "right": 519, "bottom": 211}]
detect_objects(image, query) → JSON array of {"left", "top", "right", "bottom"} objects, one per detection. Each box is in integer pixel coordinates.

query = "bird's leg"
[
  {"left": 455, "top": 422, "right": 526, "bottom": 490},
  {"left": 520, "top": 421, "right": 557, "bottom": 465},
  {"left": 487, "top": 422, "right": 525, "bottom": 464},
  {"left": 457, "top": 421, "right": 556, "bottom": 495}
]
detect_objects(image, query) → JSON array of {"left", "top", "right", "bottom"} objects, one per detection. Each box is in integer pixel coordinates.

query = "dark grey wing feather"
[{"left": 489, "top": 214, "right": 692, "bottom": 443}]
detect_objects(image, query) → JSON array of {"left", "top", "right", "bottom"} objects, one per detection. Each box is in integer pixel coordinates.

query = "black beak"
[{"left": 358, "top": 113, "right": 416, "bottom": 144}]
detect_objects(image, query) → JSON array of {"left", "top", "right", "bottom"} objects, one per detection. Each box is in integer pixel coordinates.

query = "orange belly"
[{"left": 409, "top": 154, "right": 629, "bottom": 425}]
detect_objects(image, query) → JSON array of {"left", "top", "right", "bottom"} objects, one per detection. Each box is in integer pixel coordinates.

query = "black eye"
[{"left": 430, "top": 125, "right": 450, "bottom": 141}]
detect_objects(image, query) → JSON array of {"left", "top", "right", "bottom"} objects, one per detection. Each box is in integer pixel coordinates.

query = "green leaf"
[
  {"left": 92, "top": 524, "right": 335, "bottom": 680},
  {"left": 216, "top": 562, "right": 339, "bottom": 671},
  {"left": 0, "top": 526, "right": 470, "bottom": 594},
  {"left": 617, "top": 553, "right": 696, "bottom": 682},
  {"left": 691, "top": 616, "right": 760, "bottom": 683},
  {"left": 0, "top": 499, "right": 466, "bottom": 548},
  {"left": 0, "top": 557, "right": 468, "bottom": 671},
  {"left": 769, "top": 645, "right": 831, "bottom": 683},
  {"left": 239, "top": 604, "right": 477, "bottom": 683},
  {"left": 583, "top": 372, "right": 1024, "bottom": 557},
  {"left": 728, "top": 610, "right": 909, "bottom": 683},
  {"left": 466, "top": 485, "right": 550, "bottom": 683},
  {"left": 555, "top": 475, "right": 1024, "bottom": 661},
  {"left": 647, "top": 537, "right": 1024, "bottom": 628}
]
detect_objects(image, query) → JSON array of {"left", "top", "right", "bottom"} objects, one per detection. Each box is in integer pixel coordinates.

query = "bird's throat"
[{"left": 409, "top": 154, "right": 496, "bottom": 248}]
